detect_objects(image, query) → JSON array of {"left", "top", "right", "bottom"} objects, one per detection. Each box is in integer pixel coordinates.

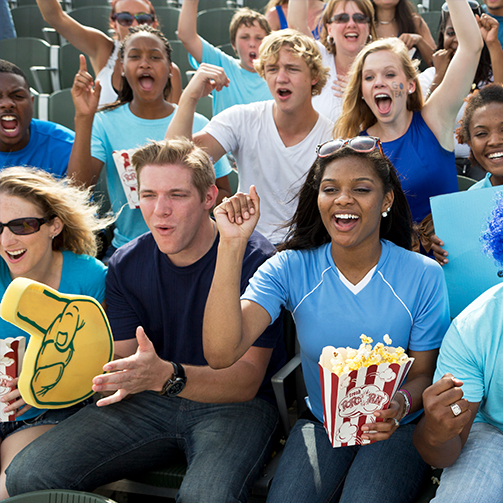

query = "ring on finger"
[
  {"left": 450, "top": 403, "right": 462, "bottom": 417},
  {"left": 393, "top": 417, "right": 400, "bottom": 428}
]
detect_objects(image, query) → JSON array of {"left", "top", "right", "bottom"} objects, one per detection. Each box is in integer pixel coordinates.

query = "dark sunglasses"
[
  {"left": 112, "top": 12, "right": 156, "bottom": 28},
  {"left": 317, "top": 136, "right": 384, "bottom": 158},
  {"left": 441, "top": 1, "right": 483, "bottom": 23},
  {"left": 328, "top": 13, "right": 370, "bottom": 24},
  {"left": 0, "top": 216, "right": 54, "bottom": 236}
]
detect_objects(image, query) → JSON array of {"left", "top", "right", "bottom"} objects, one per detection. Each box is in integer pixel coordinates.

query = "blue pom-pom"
[{"left": 482, "top": 192, "right": 503, "bottom": 267}]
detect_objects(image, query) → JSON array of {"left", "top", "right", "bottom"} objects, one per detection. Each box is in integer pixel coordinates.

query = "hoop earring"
[
  {"left": 367, "top": 34, "right": 372, "bottom": 43},
  {"left": 382, "top": 207, "right": 391, "bottom": 218},
  {"left": 327, "top": 35, "right": 333, "bottom": 44}
]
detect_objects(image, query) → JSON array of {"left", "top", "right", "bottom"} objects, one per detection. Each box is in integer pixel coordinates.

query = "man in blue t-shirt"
[
  {"left": 6, "top": 138, "right": 285, "bottom": 503},
  {"left": 0, "top": 60, "right": 74, "bottom": 177}
]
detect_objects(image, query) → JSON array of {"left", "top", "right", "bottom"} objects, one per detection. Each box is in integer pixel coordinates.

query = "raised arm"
[
  {"left": 422, "top": 0, "right": 483, "bottom": 150},
  {"left": 413, "top": 374, "right": 479, "bottom": 467},
  {"left": 36, "top": 0, "right": 114, "bottom": 76},
  {"left": 177, "top": 0, "right": 204, "bottom": 63},
  {"left": 204, "top": 187, "right": 272, "bottom": 369},
  {"left": 287, "top": 0, "right": 312, "bottom": 38},
  {"left": 68, "top": 56, "right": 104, "bottom": 188},
  {"left": 479, "top": 13, "right": 503, "bottom": 84},
  {"left": 165, "top": 64, "right": 229, "bottom": 163}
]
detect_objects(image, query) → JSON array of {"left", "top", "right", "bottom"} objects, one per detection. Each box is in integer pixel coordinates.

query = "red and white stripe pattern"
[
  {"left": 318, "top": 358, "right": 414, "bottom": 448},
  {"left": 0, "top": 337, "right": 26, "bottom": 421}
]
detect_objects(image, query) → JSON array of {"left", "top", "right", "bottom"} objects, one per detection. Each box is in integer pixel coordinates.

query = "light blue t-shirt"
[
  {"left": 243, "top": 239, "right": 450, "bottom": 423},
  {"left": 91, "top": 103, "right": 231, "bottom": 248},
  {"left": 0, "top": 251, "right": 107, "bottom": 421},
  {"left": 0, "top": 119, "right": 74, "bottom": 177},
  {"left": 484, "top": 7, "right": 503, "bottom": 48},
  {"left": 468, "top": 172, "right": 492, "bottom": 190},
  {"left": 434, "top": 282, "right": 503, "bottom": 432},
  {"left": 190, "top": 37, "right": 272, "bottom": 115}
]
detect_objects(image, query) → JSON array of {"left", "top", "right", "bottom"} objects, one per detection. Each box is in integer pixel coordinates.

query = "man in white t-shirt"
[{"left": 166, "top": 29, "right": 334, "bottom": 244}]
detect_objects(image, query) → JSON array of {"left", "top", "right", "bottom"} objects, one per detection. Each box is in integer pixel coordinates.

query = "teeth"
[
  {"left": 335, "top": 214, "right": 358, "bottom": 219},
  {"left": 1, "top": 116, "right": 15, "bottom": 121},
  {"left": 488, "top": 152, "right": 503, "bottom": 159},
  {"left": 375, "top": 94, "right": 389, "bottom": 99},
  {"left": 7, "top": 249, "right": 26, "bottom": 256}
]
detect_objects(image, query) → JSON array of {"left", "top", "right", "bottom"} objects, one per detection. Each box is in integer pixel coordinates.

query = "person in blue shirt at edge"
[
  {"left": 413, "top": 193, "right": 503, "bottom": 503},
  {"left": 0, "top": 61, "right": 74, "bottom": 176},
  {"left": 484, "top": 0, "right": 503, "bottom": 48},
  {"left": 177, "top": 0, "right": 273, "bottom": 115},
  {"left": 68, "top": 26, "right": 231, "bottom": 262},
  {"left": 0, "top": 166, "right": 108, "bottom": 499},
  {"left": 202, "top": 139, "right": 450, "bottom": 502},
  {"left": 4, "top": 138, "right": 286, "bottom": 503}
]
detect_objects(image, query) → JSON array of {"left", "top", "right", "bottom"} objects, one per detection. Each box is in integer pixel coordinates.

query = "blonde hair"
[
  {"left": 229, "top": 7, "right": 271, "bottom": 46},
  {"left": 0, "top": 167, "right": 112, "bottom": 257},
  {"left": 254, "top": 29, "right": 329, "bottom": 96},
  {"left": 132, "top": 138, "right": 216, "bottom": 202},
  {"left": 320, "top": 0, "right": 377, "bottom": 55},
  {"left": 335, "top": 37, "right": 422, "bottom": 138}
]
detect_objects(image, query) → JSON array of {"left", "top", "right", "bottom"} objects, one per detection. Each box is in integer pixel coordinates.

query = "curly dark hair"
[
  {"left": 100, "top": 25, "right": 172, "bottom": 112},
  {"left": 278, "top": 146, "right": 413, "bottom": 252}
]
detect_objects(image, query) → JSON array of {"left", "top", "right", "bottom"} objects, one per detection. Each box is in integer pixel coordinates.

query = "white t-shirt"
[
  {"left": 204, "top": 100, "right": 334, "bottom": 243},
  {"left": 312, "top": 41, "right": 343, "bottom": 122}
]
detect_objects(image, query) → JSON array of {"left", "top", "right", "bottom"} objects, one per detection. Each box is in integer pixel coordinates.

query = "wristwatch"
[{"left": 160, "top": 362, "right": 187, "bottom": 397}]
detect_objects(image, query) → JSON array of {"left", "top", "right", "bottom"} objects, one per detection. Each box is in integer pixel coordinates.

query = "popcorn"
[
  {"left": 318, "top": 334, "right": 414, "bottom": 448},
  {"left": 0, "top": 337, "right": 25, "bottom": 422}
]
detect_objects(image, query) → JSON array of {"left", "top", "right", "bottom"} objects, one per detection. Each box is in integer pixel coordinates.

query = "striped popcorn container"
[
  {"left": 0, "top": 337, "right": 26, "bottom": 422},
  {"left": 318, "top": 358, "right": 414, "bottom": 447}
]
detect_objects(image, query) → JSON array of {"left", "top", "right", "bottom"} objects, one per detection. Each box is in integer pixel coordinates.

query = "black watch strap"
[{"left": 160, "top": 361, "right": 187, "bottom": 397}]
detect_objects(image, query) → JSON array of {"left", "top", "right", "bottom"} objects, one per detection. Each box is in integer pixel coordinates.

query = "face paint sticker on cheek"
[
  {"left": 392, "top": 82, "right": 404, "bottom": 98},
  {"left": 0, "top": 277, "right": 114, "bottom": 408}
]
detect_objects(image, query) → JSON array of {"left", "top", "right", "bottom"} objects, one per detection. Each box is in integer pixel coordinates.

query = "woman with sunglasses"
[
  {"left": 0, "top": 166, "right": 109, "bottom": 499},
  {"left": 335, "top": 0, "right": 482, "bottom": 253},
  {"left": 371, "top": 0, "right": 436, "bottom": 67},
  {"left": 36, "top": 0, "right": 182, "bottom": 106},
  {"left": 288, "top": 0, "right": 377, "bottom": 122},
  {"left": 203, "top": 138, "right": 450, "bottom": 503},
  {"left": 417, "top": 4, "right": 503, "bottom": 179}
]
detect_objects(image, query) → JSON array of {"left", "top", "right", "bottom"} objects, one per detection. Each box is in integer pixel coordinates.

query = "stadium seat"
[
  {"left": 68, "top": 6, "right": 111, "bottom": 36},
  {"left": 58, "top": 42, "right": 94, "bottom": 90},
  {"left": 197, "top": 8, "right": 237, "bottom": 47},
  {"left": 153, "top": 6, "right": 180, "bottom": 41},
  {"left": 3, "top": 489, "right": 118, "bottom": 502},
  {"left": 10, "top": 5, "right": 51, "bottom": 39},
  {"left": 169, "top": 40, "right": 194, "bottom": 87},
  {"left": 243, "top": 0, "right": 269, "bottom": 12},
  {"left": 421, "top": 11, "right": 442, "bottom": 41},
  {"left": 0, "top": 37, "right": 59, "bottom": 94}
]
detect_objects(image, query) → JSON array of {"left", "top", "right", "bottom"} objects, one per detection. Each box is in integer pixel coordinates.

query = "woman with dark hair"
[
  {"left": 418, "top": 4, "right": 503, "bottom": 178},
  {"left": 203, "top": 139, "right": 450, "bottom": 502},
  {"left": 372, "top": 0, "right": 435, "bottom": 66},
  {"left": 36, "top": 0, "right": 182, "bottom": 106},
  {"left": 69, "top": 25, "right": 231, "bottom": 261}
]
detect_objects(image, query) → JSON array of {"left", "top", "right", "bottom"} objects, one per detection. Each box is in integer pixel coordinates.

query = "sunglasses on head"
[
  {"left": 112, "top": 12, "right": 155, "bottom": 28},
  {"left": 441, "top": 1, "right": 483, "bottom": 22},
  {"left": 328, "top": 13, "right": 370, "bottom": 24},
  {"left": 317, "top": 136, "right": 384, "bottom": 158},
  {"left": 0, "top": 216, "right": 54, "bottom": 236}
]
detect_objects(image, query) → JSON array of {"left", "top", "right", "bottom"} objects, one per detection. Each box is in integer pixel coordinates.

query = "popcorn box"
[
  {"left": 0, "top": 337, "right": 26, "bottom": 422},
  {"left": 318, "top": 357, "right": 413, "bottom": 448}
]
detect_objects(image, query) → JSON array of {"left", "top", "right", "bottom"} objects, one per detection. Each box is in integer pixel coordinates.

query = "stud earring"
[
  {"left": 408, "top": 89, "right": 413, "bottom": 94},
  {"left": 382, "top": 207, "right": 391, "bottom": 218}
]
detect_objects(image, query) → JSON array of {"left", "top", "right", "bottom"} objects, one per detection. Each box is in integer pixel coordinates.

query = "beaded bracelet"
[{"left": 396, "top": 389, "right": 411, "bottom": 419}]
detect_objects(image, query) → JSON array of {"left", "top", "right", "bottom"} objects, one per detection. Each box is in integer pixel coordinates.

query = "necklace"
[{"left": 377, "top": 18, "right": 395, "bottom": 25}]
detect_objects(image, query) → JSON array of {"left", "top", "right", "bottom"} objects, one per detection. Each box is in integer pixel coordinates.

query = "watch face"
[{"left": 167, "top": 380, "right": 186, "bottom": 397}]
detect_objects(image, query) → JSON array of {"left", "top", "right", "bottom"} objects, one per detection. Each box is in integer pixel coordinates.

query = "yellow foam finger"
[{"left": 0, "top": 277, "right": 113, "bottom": 409}]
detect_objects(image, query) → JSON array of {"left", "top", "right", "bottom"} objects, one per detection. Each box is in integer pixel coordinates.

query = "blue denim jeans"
[
  {"left": 266, "top": 418, "right": 427, "bottom": 503},
  {"left": 432, "top": 422, "right": 503, "bottom": 503},
  {"left": 6, "top": 391, "right": 279, "bottom": 503}
]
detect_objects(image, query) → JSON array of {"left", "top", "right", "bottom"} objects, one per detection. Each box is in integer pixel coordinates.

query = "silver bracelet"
[{"left": 396, "top": 389, "right": 411, "bottom": 420}]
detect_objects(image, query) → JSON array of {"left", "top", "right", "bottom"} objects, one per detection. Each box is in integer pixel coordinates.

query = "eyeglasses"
[
  {"left": 441, "top": 1, "right": 483, "bottom": 23},
  {"left": 317, "top": 136, "right": 384, "bottom": 158},
  {"left": 0, "top": 216, "right": 54, "bottom": 236},
  {"left": 112, "top": 12, "right": 156, "bottom": 28},
  {"left": 328, "top": 13, "right": 370, "bottom": 24}
]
